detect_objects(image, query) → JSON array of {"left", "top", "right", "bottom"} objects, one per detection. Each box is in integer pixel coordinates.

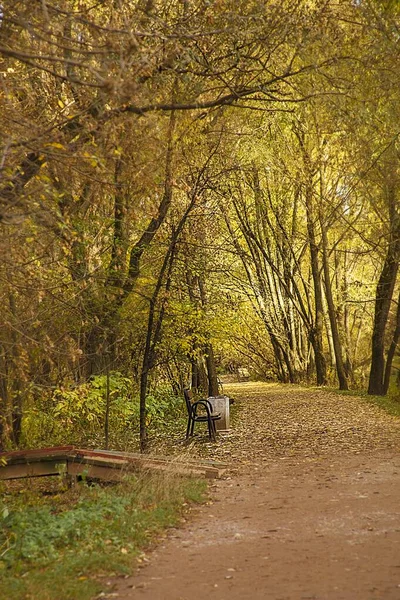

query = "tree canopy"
[{"left": 1, "top": 0, "right": 400, "bottom": 449}]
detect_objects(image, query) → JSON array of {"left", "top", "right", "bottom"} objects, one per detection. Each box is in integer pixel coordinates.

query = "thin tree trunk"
[
  {"left": 383, "top": 291, "right": 400, "bottom": 395},
  {"left": 139, "top": 365, "right": 150, "bottom": 453},
  {"left": 0, "top": 343, "right": 8, "bottom": 450},
  {"left": 139, "top": 253, "right": 175, "bottom": 452},
  {"left": 339, "top": 249, "right": 355, "bottom": 383},
  {"left": 198, "top": 278, "right": 220, "bottom": 396},
  {"left": 104, "top": 363, "right": 111, "bottom": 450},
  {"left": 9, "top": 292, "right": 23, "bottom": 445},
  {"left": 205, "top": 343, "right": 219, "bottom": 397},
  {"left": 295, "top": 127, "right": 327, "bottom": 386},
  {"left": 320, "top": 220, "right": 349, "bottom": 390},
  {"left": 138, "top": 189, "right": 198, "bottom": 451},
  {"left": 306, "top": 206, "right": 327, "bottom": 386},
  {"left": 191, "top": 359, "right": 199, "bottom": 390}
]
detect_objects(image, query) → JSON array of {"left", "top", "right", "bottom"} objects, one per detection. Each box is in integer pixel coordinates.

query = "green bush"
[
  {"left": 22, "top": 376, "right": 185, "bottom": 449},
  {"left": 144, "top": 384, "right": 185, "bottom": 427}
]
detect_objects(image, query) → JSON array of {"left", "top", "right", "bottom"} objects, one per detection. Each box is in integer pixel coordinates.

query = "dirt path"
[{"left": 103, "top": 384, "right": 400, "bottom": 600}]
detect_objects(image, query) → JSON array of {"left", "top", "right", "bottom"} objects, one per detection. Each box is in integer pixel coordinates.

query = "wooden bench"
[
  {"left": 184, "top": 389, "right": 221, "bottom": 442},
  {"left": 237, "top": 367, "right": 250, "bottom": 381}
]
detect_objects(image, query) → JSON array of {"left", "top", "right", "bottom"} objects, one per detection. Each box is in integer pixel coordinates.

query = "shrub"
[{"left": 22, "top": 376, "right": 185, "bottom": 449}]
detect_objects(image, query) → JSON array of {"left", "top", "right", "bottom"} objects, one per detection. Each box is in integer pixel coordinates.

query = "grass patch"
[
  {"left": 362, "top": 391, "right": 400, "bottom": 418},
  {"left": 323, "top": 385, "right": 400, "bottom": 419},
  {"left": 0, "top": 471, "right": 207, "bottom": 600}
]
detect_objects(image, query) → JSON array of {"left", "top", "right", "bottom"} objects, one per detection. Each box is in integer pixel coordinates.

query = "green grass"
[
  {"left": 323, "top": 385, "right": 400, "bottom": 419},
  {"left": 363, "top": 390, "right": 400, "bottom": 418},
  {"left": 0, "top": 472, "right": 207, "bottom": 600}
]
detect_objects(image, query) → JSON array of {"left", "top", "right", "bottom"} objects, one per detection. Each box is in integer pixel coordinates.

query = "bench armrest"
[{"left": 191, "top": 400, "right": 218, "bottom": 418}]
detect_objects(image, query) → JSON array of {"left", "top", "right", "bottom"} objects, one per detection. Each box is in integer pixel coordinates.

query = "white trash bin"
[{"left": 207, "top": 395, "right": 230, "bottom": 431}]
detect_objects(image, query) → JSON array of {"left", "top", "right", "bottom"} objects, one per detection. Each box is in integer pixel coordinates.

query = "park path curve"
[{"left": 103, "top": 383, "right": 400, "bottom": 600}]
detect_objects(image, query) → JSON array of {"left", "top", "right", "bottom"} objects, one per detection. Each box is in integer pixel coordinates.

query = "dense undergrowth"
[
  {"left": 21, "top": 376, "right": 186, "bottom": 451},
  {"left": 0, "top": 471, "right": 207, "bottom": 600}
]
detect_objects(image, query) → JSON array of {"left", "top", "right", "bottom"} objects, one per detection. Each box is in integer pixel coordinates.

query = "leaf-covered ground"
[
  {"left": 156, "top": 382, "right": 400, "bottom": 468},
  {"left": 113, "top": 383, "right": 400, "bottom": 600},
  {"left": 211, "top": 383, "right": 400, "bottom": 463}
]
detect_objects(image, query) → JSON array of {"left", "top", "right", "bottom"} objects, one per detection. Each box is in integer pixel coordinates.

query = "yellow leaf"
[{"left": 45, "top": 142, "right": 65, "bottom": 150}]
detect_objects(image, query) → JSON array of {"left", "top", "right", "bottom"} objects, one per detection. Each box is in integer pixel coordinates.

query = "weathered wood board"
[{"left": 0, "top": 447, "right": 227, "bottom": 481}]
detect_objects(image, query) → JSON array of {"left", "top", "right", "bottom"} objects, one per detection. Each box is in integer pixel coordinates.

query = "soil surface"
[{"left": 101, "top": 383, "right": 400, "bottom": 600}]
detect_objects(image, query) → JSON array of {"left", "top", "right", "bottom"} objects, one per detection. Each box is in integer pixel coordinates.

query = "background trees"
[{"left": 1, "top": 0, "right": 400, "bottom": 450}]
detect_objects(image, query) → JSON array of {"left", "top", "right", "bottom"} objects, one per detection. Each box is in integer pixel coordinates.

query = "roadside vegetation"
[
  {"left": 22, "top": 377, "right": 187, "bottom": 452},
  {"left": 321, "top": 382, "right": 400, "bottom": 420},
  {"left": 0, "top": 472, "right": 207, "bottom": 600},
  {"left": 359, "top": 387, "right": 400, "bottom": 420}
]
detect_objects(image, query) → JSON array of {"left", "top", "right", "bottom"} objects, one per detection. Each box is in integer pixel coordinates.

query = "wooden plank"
[
  {"left": 67, "top": 462, "right": 125, "bottom": 482},
  {"left": 0, "top": 447, "right": 227, "bottom": 481},
  {"left": 135, "top": 460, "right": 224, "bottom": 479},
  {"left": 69, "top": 455, "right": 224, "bottom": 480},
  {"left": 0, "top": 460, "right": 67, "bottom": 480},
  {"left": 1, "top": 455, "right": 72, "bottom": 469},
  {"left": 0, "top": 446, "right": 75, "bottom": 461},
  {"left": 73, "top": 449, "right": 226, "bottom": 474},
  {"left": 70, "top": 455, "right": 129, "bottom": 468},
  {"left": 68, "top": 459, "right": 203, "bottom": 480}
]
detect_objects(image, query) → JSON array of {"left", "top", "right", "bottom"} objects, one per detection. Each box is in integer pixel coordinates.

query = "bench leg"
[{"left": 207, "top": 418, "right": 216, "bottom": 442}]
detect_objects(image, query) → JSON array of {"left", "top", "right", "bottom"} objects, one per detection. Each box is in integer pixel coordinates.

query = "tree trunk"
[
  {"left": 104, "top": 363, "right": 111, "bottom": 450},
  {"left": 139, "top": 364, "right": 149, "bottom": 453},
  {"left": 368, "top": 262, "right": 398, "bottom": 394},
  {"left": 383, "top": 290, "right": 400, "bottom": 395},
  {"left": 198, "top": 278, "right": 220, "bottom": 396},
  {"left": 295, "top": 127, "right": 327, "bottom": 386},
  {"left": 368, "top": 183, "right": 400, "bottom": 395},
  {"left": 320, "top": 221, "right": 349, "bottom": 390},
  {"left": 306, "top": 204, "right": 327, "bottom": 386},
  {"left": 205, "top": 343, "right": 219, "bottom": 397},
  {"left": 138, "top": 188, "right": 198, "bottom": 450},
  {"left": 191, "top": 359, "right": 199, "bottom": 390},
  {"left": 0, "top": 344, "right": 8, "bottom": 450},
  {"left": 9, "top": 292, "right": 23, "bottom": 445}
]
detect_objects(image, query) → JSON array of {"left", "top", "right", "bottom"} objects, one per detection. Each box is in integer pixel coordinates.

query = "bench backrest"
[{"left": 183, "top": 388, "right": 194, "bottom": 415}]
